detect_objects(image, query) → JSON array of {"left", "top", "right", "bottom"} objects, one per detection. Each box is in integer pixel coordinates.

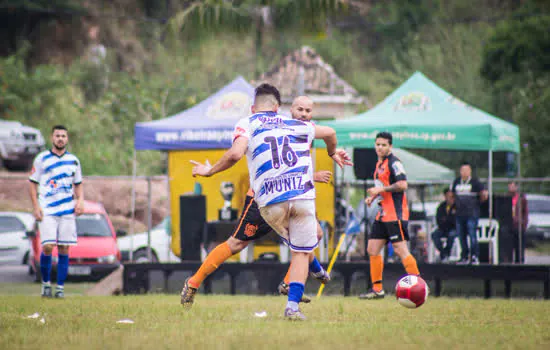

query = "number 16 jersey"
[{"left": 233, "top": 111, "right": 316, "bottom": 208}]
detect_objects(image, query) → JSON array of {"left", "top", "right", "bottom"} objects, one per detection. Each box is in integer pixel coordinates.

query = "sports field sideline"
[{"left": 1, "top": 295, "right": 548, "bottom": 350}]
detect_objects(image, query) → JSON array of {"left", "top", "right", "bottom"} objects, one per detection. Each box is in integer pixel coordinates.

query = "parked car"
[
  {"left": 0, "top": 212, "right": 35, "bottom": 265},
  {"left": 526, "top": 194, "right": 550, "bottom": 246},
  {"left": 28, "top": 201, "right": 121, "bottom": 281},
  {"left": 0, "top": 119, "right": 45, "bottom": 171},
  {"left": 117, "top": 216, "right": 179, "bottom": 263}
]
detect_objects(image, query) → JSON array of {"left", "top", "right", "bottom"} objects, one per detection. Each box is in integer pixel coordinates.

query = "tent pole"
[
  {"left": 517, "top": 151, "right": 523, "bottom": 263},
  {"left": 147, "top": 176, "right": 152, "bottom": 262},
  {"left": 488, "top": 150, "right": 493, "bottom": 219},
  {"left": 129, "top": 149, "right": 137, "bottom": 262},
  {"left": 165, "top": 152, "right": 172, "bottom": 262}
]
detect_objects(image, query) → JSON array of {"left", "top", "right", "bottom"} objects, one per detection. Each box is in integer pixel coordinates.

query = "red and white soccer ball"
[{"left": 395, "top": 275, "right": 429, "bottom": 309}]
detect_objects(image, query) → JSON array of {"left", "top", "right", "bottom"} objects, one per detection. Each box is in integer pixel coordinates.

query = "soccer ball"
[{"left": 395, "top": 275, "right": 428, "bottom": 309}]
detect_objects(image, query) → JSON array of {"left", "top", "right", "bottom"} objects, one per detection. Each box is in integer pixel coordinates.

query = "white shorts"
[
  {"left": 259, "top": 199, "right": 318, "bottom": 253},
  {"left": 39, "top": 215, "right": 77, "bottom": 246}
]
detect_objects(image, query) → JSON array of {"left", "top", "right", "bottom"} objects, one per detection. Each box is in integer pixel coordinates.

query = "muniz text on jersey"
[{"left": 262, "top": 173, "right": 305, "bottom": 195}]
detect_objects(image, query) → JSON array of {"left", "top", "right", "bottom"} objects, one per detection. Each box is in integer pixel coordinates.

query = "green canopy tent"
[{"left": 321, "top": 71, "right": 521, "bottom": 218}]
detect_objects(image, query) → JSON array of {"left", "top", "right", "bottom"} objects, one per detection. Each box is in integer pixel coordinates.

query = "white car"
[
  {"left": 526, "top": 194, "right": 550, "bottom": 245},
  {"left": 117, "top": 217, "right": 179, "bottom": 263},
  {"left": 0, "top": 212, "right": 35, "bottom": 265},
  {"left": 0, "top": 119, "right": 45, "bottom": 170}
]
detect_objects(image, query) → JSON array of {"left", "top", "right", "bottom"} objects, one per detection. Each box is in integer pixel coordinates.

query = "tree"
[
  {"left": 167, "top": 0, "right": 349, "bottom": 75},
  {"left": 481, "top": 12, "right": 550, "bottom": 176}
]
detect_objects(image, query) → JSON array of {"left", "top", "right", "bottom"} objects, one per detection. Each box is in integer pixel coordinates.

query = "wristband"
[{"left": 328, "top": 152, "right": 336, "bottom": 157}]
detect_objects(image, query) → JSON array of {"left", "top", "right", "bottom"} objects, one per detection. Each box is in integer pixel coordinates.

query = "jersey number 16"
[{"left": 264, "top": 136, "right": 298, "bottom": 169}]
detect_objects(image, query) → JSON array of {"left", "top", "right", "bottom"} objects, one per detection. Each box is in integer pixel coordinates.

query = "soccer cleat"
[
  {"left": 277, "top": 282, "right": 311, "bottom": 303},
  {"left": 358, "top": 288, "right": 385, "bottom": 300},
  {"left": 471, "top": 256, "right": 480, "bottom": 265},
  {"left": 54, "top": 287, "right": 65, "bottom": 299},
  {"left": 311, "top": 269, "right": 331, "bottom": 284},
  {"left": 41, "top": 284, "right": 52, "bottom": 298},
  {"left": 456, "top": 258, "right": 469, "bottom": 265},
  {"left": 284, "top": 307, "right": 306, "bottom": 321},
  {"left": 180, "top": 278, "right": 198, "bottom": 309}
]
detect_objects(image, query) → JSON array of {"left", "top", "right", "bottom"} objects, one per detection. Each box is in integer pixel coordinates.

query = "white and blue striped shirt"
[
  {"left": 233, "top": 112, "right": 316, "bottom": 208},
  {"left": 29, "top": 150, "right": 82, "bottom": 216}
]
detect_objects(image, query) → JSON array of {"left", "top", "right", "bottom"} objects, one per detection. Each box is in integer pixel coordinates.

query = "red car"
[{"left": 28, "top": 200, "right": 121, "bottom": 282}]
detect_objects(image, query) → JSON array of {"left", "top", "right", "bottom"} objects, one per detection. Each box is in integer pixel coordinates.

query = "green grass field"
[{"left": 1, "top": 293, "right": 549, "bottom": 350}]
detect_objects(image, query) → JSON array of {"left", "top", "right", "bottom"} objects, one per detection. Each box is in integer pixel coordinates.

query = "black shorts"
[
  {"left": 232, "top": 195, "right": 274, "bottom": 242},
  {"left": 370, "top": 220, "right": 409, "bottom": 243}
]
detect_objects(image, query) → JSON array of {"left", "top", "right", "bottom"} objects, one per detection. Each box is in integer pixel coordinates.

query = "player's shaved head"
[
  {"left": 292, "top": 96, "right": 313, "bottom": 108},
  {"left": 252, "top": 83, "right": 281, "bottom": 113},
  {"left": 291, "top": 95, "right": 314, "bottom": 121}
]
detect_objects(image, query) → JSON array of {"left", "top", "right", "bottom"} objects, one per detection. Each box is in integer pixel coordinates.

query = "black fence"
[{"left": 123, "top": 262, "right": 550, "bottom": 299}]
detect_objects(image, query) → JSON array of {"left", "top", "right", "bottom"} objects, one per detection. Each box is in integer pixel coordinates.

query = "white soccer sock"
[{"left": 286, "top": 301, "right": 299, "bottom": 311}]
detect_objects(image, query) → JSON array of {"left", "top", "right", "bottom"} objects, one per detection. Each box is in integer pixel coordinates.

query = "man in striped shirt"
[
  {"left": 186, "top": 85, "right": 351, "bottom": 320},
  {"left": 180, "top": 95, "right": 347, "bottom": 311},
  {"left": 29, "top": 125, "right": 84, "bottom": 298}
]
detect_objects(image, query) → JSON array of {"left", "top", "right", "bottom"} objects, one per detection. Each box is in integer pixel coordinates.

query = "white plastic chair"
[
  {"left": 476, "top": 218, "right": 499, "bottom": 265},
  {"left": 429, "top": 219, "right": 500, "bottom": 264}
]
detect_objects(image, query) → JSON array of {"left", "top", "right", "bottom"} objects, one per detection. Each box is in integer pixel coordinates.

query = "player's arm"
[
  {"left": 28, "top": 181, "right": 42, "bottom": 221},
  {"left": 191, "top": 137, "right": 248, "bottom": 177},
  {"left": 385, "top": 159, "right": 408, "bottom": 192},
  {"left": 74, "top": 183, "right": 84, "bottom": 215},
  {"left": 367, "top": 160, "right": 407, "bottom": 197},
  {"left": 382, "top": 180, "right": 408, "bottom": 192},
  {"left": 74, "top": 159, "right": 84, "bottom": 215},
  {"left": 367, "top": 180, "right": 407, "bottom": 197},
  {"left": 314, "top": 125, "right": 353, "bottom": 169},
  {"left": 314, "top": 125, "right": 337, "bottom": 156},
  {"left": 28, "top": 157, "right": 43, "bottom": 221}
]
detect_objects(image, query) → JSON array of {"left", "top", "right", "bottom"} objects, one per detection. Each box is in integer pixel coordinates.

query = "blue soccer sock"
[
  {"left": 40, "top": 253, "right": 52, "bottom": 283},
  {"left": 57, "top": 254, "right": 69, "bottom": 287},
  {"left": 309, "top": 256, "right": 322, "bottom": 274},
  {"left": 287, "top": 282, "right": 305, "bottom": 311}
]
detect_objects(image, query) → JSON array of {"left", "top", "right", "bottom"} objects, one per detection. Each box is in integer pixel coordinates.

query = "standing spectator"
[
  {"left": 508, "top": 181, "right": 528, "bottom": 263},
  {"left": 431, "top": 189, "right": 457, "bottom": 262},
  {"left": 29, "top": 125, "right": 84, "bottom": 298},
  {"left": 451, "top": 162, "right": 488, "bottom": 265}
]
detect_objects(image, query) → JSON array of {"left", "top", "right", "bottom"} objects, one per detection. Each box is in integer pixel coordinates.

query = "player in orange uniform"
[{"left": 359, "top": 132, "right": 420, "bottom": 300}]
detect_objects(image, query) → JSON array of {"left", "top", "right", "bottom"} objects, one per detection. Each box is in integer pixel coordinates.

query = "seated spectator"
[{"left": 431, "top": 189, "right": 457, "bottom": 262}]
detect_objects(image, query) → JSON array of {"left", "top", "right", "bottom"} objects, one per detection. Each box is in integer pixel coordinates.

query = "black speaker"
[
  {"left": 180, "top": 195, "right": 206, "bottom": 261},
  {"left": 353, "top": 148, "right": 378, "bottom": 180}
]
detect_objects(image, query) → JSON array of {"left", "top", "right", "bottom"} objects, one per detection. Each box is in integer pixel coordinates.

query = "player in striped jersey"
[
  {"left": 180, "top": 95, "right": 346, "bottom": 309},
  {"left": 29, "top": 125, "right": 84, "bottom": 298},
  {"left": 187, "top": 85, "right": 351, "bottom": 320}
]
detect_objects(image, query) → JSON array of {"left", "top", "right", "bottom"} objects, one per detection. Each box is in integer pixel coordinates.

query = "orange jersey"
[{"left": 374, "top": 153, "right": 409, "bottom": 222}]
